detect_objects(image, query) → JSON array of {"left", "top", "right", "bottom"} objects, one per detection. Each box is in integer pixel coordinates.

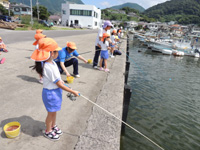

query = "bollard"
[
  {"left": 126, "top": 51, "right": 129, "bottom": 61},
  {"left": 121, "top": 84, "right": 132, "bottom": 136},
  {"left": 126, "top": 61, "right": 130, "bottom": 72},
  {"left": 124, "top": 71, "right": 129, "bottom": 84}
]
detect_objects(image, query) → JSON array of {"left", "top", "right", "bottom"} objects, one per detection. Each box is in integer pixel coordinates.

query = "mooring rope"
[{"left": 80, "top": 94, "right": 165, "bottom": 150}]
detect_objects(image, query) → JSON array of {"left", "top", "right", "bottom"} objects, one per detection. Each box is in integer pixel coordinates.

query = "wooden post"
[{"left": 121, "top": 85, "right": 132, "bottom": 136}]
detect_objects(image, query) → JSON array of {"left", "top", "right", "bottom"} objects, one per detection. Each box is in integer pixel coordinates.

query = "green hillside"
[
  {"left": 110, "top": 2, "right": 145, "bottom": 12},
  {"left": 144, "top": 0, "right": 200, "bottom": 24},
  {"left": 9, "top": 0, "right": 84, "bottom": 13}
]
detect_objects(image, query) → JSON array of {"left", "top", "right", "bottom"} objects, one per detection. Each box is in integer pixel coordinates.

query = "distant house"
[
  {"left": 127, "top": 21, "right": 138, "bottom": 28},
  {"left": 49, "top": 15, "right": 61, "bottom": 25},
  {"left": 10, "top": 3, "right": 31, "bottom": 15},
  {"left": 61, "top": 2, "right": 101, "bottom": 29},
  {"left": 191, "top": 26, "right": 200, "bottom": 34},
  {"left": 0, "top": 0, "right": 9, "bottom": 9},
  {"left": 147, "top": 23, "right": 159, "bottom": 30},
  {"left": 127, "top": 12, "right": 138, "bottom": 17}
]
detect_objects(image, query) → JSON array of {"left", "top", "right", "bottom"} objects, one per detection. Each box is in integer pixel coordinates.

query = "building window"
[
  {"left": 21, "top": 7, "right": 27, "bottom": 11},
  {"left": 62, "top": 10, "right": 66, "bottom": 14},
  {"left": 70, "top": 9, "right": 92, "bottom": 16},
  {"left": 95, "top": 22, "right": 97, "bottom": 26}
]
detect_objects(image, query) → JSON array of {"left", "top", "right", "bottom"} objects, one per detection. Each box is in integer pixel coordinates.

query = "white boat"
[{"left": 162, "top": 49, "right": 172, "bottom": 55}]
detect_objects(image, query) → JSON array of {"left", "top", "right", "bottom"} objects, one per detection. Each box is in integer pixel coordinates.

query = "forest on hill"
[
  {"left": 9, "top": 0, "right": 84, "bottom": 13},
  {"left": 144, "top": 0, "right": 200, "bottom": 24}
]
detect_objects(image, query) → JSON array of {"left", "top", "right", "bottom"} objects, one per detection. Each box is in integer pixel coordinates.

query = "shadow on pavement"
[
  {"left": 17, "top": 75, "right": 39, "bottom": 83},
  {"left": 0, "top": 115, "right": 45, "bottom": 138},
  {"left": 78, "top": 63, "right": 94, "bottom": 70}
]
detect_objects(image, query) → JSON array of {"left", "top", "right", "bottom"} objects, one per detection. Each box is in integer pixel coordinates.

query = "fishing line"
[{"left": 80, "top": 94, "right": 165, "bottom": 150}]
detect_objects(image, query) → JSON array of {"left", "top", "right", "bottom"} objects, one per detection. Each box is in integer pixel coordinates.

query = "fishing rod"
[
  {"left": 80, "top": 94, "right": 165, "bottom": 150},
  {"left": 63, "top": 83, "right": 164, "bottom": 149}
]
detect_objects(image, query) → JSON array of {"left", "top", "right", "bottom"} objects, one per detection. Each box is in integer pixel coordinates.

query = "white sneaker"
[
  {"left": 39, "top": 78, "right": 43, "bottom": 84},
  {"left": 93, "top": 66, "right": 98, "bottom": 69},
  {"left": 74, "top": 74, "right": 80, "bottom": 78},
  {"left": 110, "top": 55, "right": 115, "bottom": 58}
]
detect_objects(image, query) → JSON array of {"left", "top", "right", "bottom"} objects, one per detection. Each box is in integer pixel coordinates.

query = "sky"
[{"left": 81, "top": 0, "right": 169, "bottom": 9}]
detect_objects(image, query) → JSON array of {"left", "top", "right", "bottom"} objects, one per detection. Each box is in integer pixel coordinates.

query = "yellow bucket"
[
  {"left": 67, "top": 76, "right": 74, "bottom": 84},
  {"left": 88, "top": 59, "right": 92, "bottom": 64},
  {"left": 3, "top": 122, "right": 21, "bottom": 138}
]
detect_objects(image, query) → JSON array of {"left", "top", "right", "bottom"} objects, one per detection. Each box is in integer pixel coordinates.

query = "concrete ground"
[{"left": 0, "top": 29, "right": 126, "bottom": 150}]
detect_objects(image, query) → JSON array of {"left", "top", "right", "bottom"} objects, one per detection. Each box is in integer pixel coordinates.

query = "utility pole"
[
  {"left": 36, "top": 0, "right": 39, "bottom": 20},
  {"left": 8, "top": 0, "right": 10, "bottom": 16},
  {"left": 30, "top": 0, "right": 33, "bottom": 26}
]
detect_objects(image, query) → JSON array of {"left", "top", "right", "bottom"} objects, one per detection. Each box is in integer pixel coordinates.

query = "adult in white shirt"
[{"left": 93, "top": 20, "right": 113, "bottom": 69}]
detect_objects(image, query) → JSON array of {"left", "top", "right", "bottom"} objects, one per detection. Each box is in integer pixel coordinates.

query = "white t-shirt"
[
  {"left": 35, "top": 44, "right": 39, "bottom": 50},
  {"left": 111, "top": 35, "right": 116, "bottom": 44},
  {"left": 95, "top": 28, "right": 111, "bottom": 46},
  {"left": 43, "top": 61, "right": 61, "bottom": 89},
  {"left": 99, "top": 41, "right": 109, "bottom": 51}
]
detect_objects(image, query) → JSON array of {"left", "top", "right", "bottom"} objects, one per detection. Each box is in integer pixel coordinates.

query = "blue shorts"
[
  {"left": 111, "top": 44, "right": 115, "bottom": 48},
  {"left": 42, "top": 88, "right": 63, "bottom": 112},
  {"left": 101, "top": 50, "right": 109, "bottom": 59}
]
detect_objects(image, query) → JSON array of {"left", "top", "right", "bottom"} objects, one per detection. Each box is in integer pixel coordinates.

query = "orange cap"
[
  {"left": 33, "top": 34, "right": 46, "bottom": 45},
  {"left": 31, "top": 38, "right": 62, "bottom": 61},
  {"left": 101, "top": 33, "right": 110, "bottom": 41},
  {"left": 112, "top": 29, "right": 117, "bottom": 33},
  {"left": 36, "top": 29, "right": 43, "bottom": 34},
  {"left": 67, "top": 42, "right": 77, "bottom": 49}
]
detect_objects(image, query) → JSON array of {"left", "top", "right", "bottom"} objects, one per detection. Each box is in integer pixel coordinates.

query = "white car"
[{"left": 87, "top": 25, "right": 93, "bottom": 29}]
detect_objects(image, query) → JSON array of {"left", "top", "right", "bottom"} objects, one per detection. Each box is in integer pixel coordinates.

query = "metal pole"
[
  {"left": 36, "top": 0, "right": 39, "bottom": 20},
  {"left": 8, "top": 1, "right": 10, "bottom": 16},
  {"left": 30, "top": 0, "right": 33, "bottom": 26}
]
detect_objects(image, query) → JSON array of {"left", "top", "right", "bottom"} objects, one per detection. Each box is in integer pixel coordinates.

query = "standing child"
[
  {"left": 110, "top": 29, "right": 117, "bottom": 58},
  {"left": 31, "top": 38, "right": 80, "bottom": 141},
  {"left": 0, "top": 37, "right": 8, "bottom": 53},
  {"left": 98, "top": 33, "right": 111, "bottom": 72},
  {"left": 33, "top": 33, "right": 46, "bottom": 83}
]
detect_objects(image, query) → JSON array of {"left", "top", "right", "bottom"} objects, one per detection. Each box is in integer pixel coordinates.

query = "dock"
[{"left": 0, "top": 30, "right": 127, "bottom": 150}]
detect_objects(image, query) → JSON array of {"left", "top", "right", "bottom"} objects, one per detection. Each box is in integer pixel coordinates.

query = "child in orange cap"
[
  {"left": 98, "top": 33, "right": 111, "bottom": 72},
  {"left": 54, "top": 42, "right": 88, "bottom": 78},
  {"left": 31, "top": 38, "right": 80, "bottom": 141},
  {"left": 36, "top": 29, "right": 43, "bottom": 34},
  {"left": 0, "top": 37, "right": 8, "bottom": 53},
  {"left": 110, "top": 29, "right": 117, "bottom": 58},
  {"left": 33, "top": 33, "right": 46, "bottom": 83}
]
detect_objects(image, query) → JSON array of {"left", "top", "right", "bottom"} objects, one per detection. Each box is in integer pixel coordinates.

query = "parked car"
[
  {"left": 0, "top": 15, "right": 12, "bottom": 22},
  {"left": 70, "top": 24, "right": 82, "bottom": 29},
  {"left": 38, "top": 20, "right": 50, "bottom": 27},
  {"left": 87, "top": 25, "right": 93, "bottom": 29}
]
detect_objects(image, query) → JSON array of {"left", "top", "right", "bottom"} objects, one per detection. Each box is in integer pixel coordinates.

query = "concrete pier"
[{"left": 0, "top": 30, "right": 126, "bottom": 150}]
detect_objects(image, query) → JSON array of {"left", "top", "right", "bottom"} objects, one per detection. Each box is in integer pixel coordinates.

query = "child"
[
  {"left": 98, "top": 33, "right": 111, "bottom": 72},
  {"left": 110, "top": 29, "right": 117, "bottom": 58},
  {"left": 33, "top": 33, "right": 46, "bottom": 83},
  {"left": 31, "top": 38, "right": 80, "bottom": 141},
  {"left": 0, "top": 37, "right": 8, "bottom": 53}
]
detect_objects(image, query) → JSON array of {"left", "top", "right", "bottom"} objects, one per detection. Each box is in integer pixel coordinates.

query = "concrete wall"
[{"left": 75, "top": 40, "right": 127, "bottom": 150}]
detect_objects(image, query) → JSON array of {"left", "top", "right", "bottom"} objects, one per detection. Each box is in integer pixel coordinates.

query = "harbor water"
[{"left": 121, "top": 38, "right": 200, "bottom": 150}]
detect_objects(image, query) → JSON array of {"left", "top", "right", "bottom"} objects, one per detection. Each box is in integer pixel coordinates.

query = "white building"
[
  {"left": 61, "top": 2, "right": 101, "bottom": 29},
  {"left": 0, "top": 0, "right": 9, "bottom": 9}
]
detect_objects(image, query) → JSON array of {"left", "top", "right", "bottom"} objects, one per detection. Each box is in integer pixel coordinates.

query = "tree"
[
  {"left": 32, "top": 5, "right": 50, "bottom": 20},
  {"left": 0, "top": 4, "right": 13, "bottom": 16}
]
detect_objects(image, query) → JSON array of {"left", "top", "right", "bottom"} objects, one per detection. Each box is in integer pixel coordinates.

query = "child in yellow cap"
[
  {"left": 31, "top": 38, "right": 80, "bottom": 141},
  {"left": 0, "top": 37, "right": 8, "bottom": 53}
]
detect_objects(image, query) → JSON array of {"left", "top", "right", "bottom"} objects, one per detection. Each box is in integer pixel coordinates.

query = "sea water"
[{"left": 121, "top": 38, "right": 200, "bottom": 150}]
